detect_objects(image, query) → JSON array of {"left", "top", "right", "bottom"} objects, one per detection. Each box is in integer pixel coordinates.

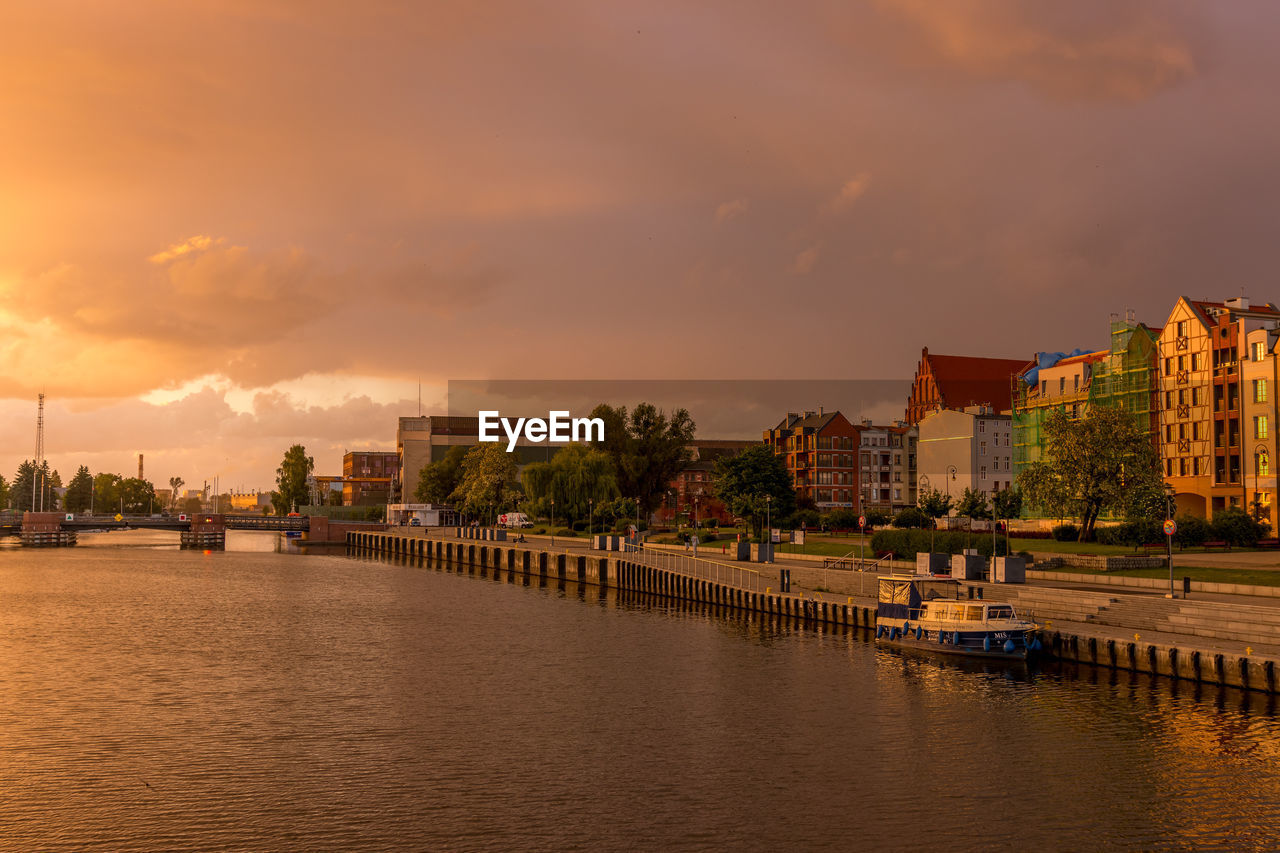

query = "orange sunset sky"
[{"left": 2, "top": 1, "right": 1277, "bottom": 491}]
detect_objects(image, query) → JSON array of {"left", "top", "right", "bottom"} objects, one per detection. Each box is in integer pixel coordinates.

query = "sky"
[{"left": 2, "top": 0, "right": 1278, "bottom": 492}]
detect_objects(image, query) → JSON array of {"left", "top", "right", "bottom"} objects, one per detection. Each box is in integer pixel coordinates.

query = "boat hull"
[{"left": 875, "top": 621, "right": 1038, "bottom": 660}]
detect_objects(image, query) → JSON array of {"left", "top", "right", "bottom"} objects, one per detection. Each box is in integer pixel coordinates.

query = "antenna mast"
[{"left": 33, "top": 393, "right": 45, "bottom": 512}]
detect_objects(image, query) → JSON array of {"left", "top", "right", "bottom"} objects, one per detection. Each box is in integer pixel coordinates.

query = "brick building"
[
  {"left": 765, "top": 410, "right": 861, "bottom": 511},
  {"left": 906, "top": 347, "right": 1032, "bottom": 425},
  {"left": 343, "top": 451, "right": 399, "bottom": 506},
  {"left": 663, "top": 439, "right": 757, "bottom": 525}
]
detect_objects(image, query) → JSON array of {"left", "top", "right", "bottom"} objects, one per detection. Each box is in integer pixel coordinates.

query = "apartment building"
[
  {"left": 857, "top": 420, "right": 919, "bottom": 515},
  {"left": 917, "top": 406, "right": 1013, "bottom": 508},
  {"left": 1158, "top": 296, "right": 1280, "bottom": 520},
  {"left": 764, "top": 410, "right": 860, "bottom": 510}
]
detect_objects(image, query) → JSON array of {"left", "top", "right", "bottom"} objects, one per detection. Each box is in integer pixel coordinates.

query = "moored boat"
[{"left": 874, "top": 575, "right": 1041, "bottom": 659}]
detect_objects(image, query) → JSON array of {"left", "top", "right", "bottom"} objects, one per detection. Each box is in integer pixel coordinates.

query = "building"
[
  {"left": 765, "top": 410, "right": 861, "bottom": 511},
  {"left": 397, "top": 415, "right": 563, "bottom": 505},
  {"left": 663, "top": 439, "right": 757, "bottom": 525},
  {"left": 917, "top": 406, "right": 1013, "bottom": 511},
  {"left": 1157, "top": 296, "right": 1280, "bottom": 521},
  {"left": 856, "top": 419, "right": 919, "bottom": 516},
  {"left": 229, "top": 490, "right": 273, "bottom": 512},
  {"left": 905, "top": 348, "right": 1031, "bottom": 425},
  {"left": 342, "top": 451, "right": 398, "bottom": 506}
]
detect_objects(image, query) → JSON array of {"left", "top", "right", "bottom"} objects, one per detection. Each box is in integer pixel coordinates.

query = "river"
[{"left": 1, "top": 530, "right": 1278, "bottom": 851}]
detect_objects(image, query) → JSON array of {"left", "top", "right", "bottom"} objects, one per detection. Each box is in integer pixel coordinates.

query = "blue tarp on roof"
[{"left": 1021, "top": 348, "right": 1089, "bottom": 387}]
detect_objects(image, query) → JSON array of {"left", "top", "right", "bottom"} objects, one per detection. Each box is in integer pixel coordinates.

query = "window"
[
  {"left": 980, "top": 466, "right": 987, "bottom": 479},
  {"left": 980, "top": 441, "right": 987, "bottom": 456},
  {"left": 1193, "top": 457, "right": 1200, "bottom": 476},
  {"left": 1074, "top": 374, "right": 1080, "bottom": 391},
  {"left": 1191, "top": 353, "right": 1199, "bottom": 371},
  {"left": 1040, "top": 380, "right": 1047, "bottom": 395},
  {"left": 1256, "top": 379, "right": 1268, "bottom": 404},
  {"left": 1166, "top": 458, "right": 1173, "bottom": 476},
  {"left": 1059, "top": 377, "right": 1065, "bottom": 393},
  {"left": 1258, "top": 416, "right": 1269, "bottom": 440},
  {"left": 1165, "top": 391, "right": 1173, "bottom": 409},
  {"left": 1179, "top": 458, "right": 1187, "bottom": 476},
  {"left": 1255, "top": 341, "right": 1267, "bottom": 362},
  {"left": 979, "top": 420, "right": 985, "bottom": 433},
  {"left": 1178, "top": 355, "right": 1185, "bottom": 371},
  {"left": 1177, "top": 320, "right": 1188, "bottom": 337},
  {"left": 1164, "top": 357, "right": 1173, "bottom": 376}
]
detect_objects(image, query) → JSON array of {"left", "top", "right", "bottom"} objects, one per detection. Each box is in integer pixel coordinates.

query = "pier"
[{"left": 348, "top": 528, "right": 1280, "bottom": 695}]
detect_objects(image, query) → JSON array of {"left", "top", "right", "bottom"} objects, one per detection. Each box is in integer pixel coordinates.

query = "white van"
[{"left": 499, "top": 512, "right": 533, "bottom": 528}]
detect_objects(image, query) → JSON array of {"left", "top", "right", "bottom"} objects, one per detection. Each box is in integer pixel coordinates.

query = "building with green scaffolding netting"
[{"left": 1011, "top": 314, "right": 1160, "bottom": 519}]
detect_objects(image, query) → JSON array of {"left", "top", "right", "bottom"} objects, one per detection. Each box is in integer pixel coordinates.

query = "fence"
[{"left": 634, "top": 546, "right": 767, "bottom": 593}]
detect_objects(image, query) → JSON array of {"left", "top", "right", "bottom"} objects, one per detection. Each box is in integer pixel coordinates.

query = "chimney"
[
  {"left": 138, "top": 453, "right": 144, "bottom": 480},
  {"left": 1226, "top": 296, "right": 1250, "bottom": 311}
]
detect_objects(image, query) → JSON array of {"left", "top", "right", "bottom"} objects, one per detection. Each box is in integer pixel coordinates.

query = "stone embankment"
[{"left": 348, "top": 530, "right": 1280, "bottom": 694}]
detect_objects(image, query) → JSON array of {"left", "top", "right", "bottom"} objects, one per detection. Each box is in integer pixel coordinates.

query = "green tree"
[
  {"left": 954, "top": 487, "right": 991, "bottom": 520},
  {"left": 119, "top": 478, "right": 158, "bottom": 514},
  {"left": 415, "top": 445, "right": 469, "bottom": 504},
  {"left": 713, "top": 444, "right": 796, "bottom": 539},
  {"left": 64, "top": 466, "right": 94, "bottom": 514},
  {"left": 521, "top": 443, "right": 619, "bottom": 524},
  {"left": 917, "top": 487, "right": 953, "bottom": 527},
  {"left": 275, "top": 445, "right": 314, "bottom": 513},
  {"left": 591, "top": 402, "right": 696, "bottom": 518},
  {"left": 93, "top": 473, "right": 123, "bottom": 514},
  {"left": 0, "top": 474, "right": 8, "bottom": 510},
  {"left": 168, "top": 476, "right": 185, "bottom": 511},
  {"left": 12, "top": 460, "right": 57, "bottom": 512},
  {"left": 1016, "top": 405, "right": 1162, "bottom": 541},
  {"left": 451, "top": 443, "right": 519, "bottom": 521},
  {"left": 182, "top": 496, "right": 205, "bottom": 515},
  {"left": 992, "top": 487, "right": 1023, "bottom": 523}
]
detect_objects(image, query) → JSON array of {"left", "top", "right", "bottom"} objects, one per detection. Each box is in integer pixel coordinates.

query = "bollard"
[{"left": 1183, "top": 576, "right": 1191, "bottom": 598}]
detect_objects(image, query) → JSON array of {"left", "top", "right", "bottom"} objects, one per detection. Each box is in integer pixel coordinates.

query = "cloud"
[
  {"left": 148, "top": 235, "right": 223, "bottom": 264},
  {"left": 792, "top": 244, "right": 822, "bottom": 275},
  {"left": 823, "top": 173, "right": 872, "bottom": 216},
  {"left": 871, "top": 0, "right": 1198, "bottom": 101},
  {"left": 715, "top": 198, "right": 749, "bottom": 223}
]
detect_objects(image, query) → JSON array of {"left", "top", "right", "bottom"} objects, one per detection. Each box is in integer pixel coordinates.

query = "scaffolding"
[{"left": 1011, "top": 313, "right": 1160, "bottom": 519}]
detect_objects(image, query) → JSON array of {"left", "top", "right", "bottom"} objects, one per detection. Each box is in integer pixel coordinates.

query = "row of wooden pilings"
[{"left": 347, "top": 532, "right": 1280, "bottom": 693}]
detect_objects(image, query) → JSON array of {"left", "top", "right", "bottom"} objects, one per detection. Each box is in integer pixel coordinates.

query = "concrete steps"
[
  {"left": 1087, "top": 596, "right": 1280, "bottom": 646},
  {"left": 997, "top": 587, "right": 1118, "bottom": 625}
]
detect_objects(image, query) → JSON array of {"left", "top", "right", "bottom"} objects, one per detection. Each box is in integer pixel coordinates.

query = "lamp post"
[
  {"left": 1164, "top": 483, "right": 1176, "bottom": 599},
  {"left": 920, "top": 474, "right": 933, "bottom": 553},
  {"left": 1254, "top": 443, "right": 1269, "bottom": 526},
  {"left": 589, "top": 497, "right": 593, "bottom": 539},
  {"left": 550, "top": 497, "right": 555, "bottom": 547}
]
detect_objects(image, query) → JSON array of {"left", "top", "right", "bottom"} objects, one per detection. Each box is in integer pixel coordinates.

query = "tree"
[
  {"left": 119, "top": 478, "right": 157, "bottom": 514},
  {"left": 893, "top": 507, "right": 929, "bottom": 528},
  {"left": 1016, "top": 405, "right": 1162, "bottom": 541},
  {"left": 93, "top": 473, "right": 123, "bottom": 514},
  {"left": 64, "top": 466, "right": 94, "bottom": 514},
  {"left": 591, "top": 402, "right": 696, "bottom": 518},
  {"left": 12, "top": 460, "right": 57, "bottom": 512},
  {"left": 451, "top": 444, "right": 519, "bottom": 521},
  {"left": 917, "top": 487, "right": 953, "bottom": 528},
  {"left": 415, "top": 445, "right": 469, "bottom": 505},
  {"left": 992, "top": 487, "right": 1023, "bottom": 524},
  {"left": 521, "top": 443, "right": 619, "bottom": 523},
  {"left": 713, "top": 445, "right": 796, "bottom": 539},
  {"left": 275, "top": 445, "right": 314, "bottom": 513},
  {"left": 168, "top": 476, "right": 185, "bottom": 511},
  {"left": 268, "top": 491, "right": 288, "bottom": 517},
  {"left": 954, "top": 487, "right": 991, "bottom": 521},
  {"left": 0, "top": 474, "right": 8, "bottom": 510}
]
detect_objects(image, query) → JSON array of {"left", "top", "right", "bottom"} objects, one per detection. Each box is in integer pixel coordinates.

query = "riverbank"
[{"left": 350, "top": 529, "right": 1280, "bottom": 694}]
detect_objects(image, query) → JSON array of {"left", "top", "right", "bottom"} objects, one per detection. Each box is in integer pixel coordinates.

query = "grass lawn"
[{"left": 1034, "top": 564, "right": 1280, "bottom": 588}]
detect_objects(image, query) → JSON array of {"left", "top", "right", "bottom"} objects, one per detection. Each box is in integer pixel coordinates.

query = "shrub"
[
  {"left": 870, "top": 529, "right": 1009, "bottom": 558},
  {"left": 554, "top": 528, "right": 576, "bottom": 537},
  {"left": 1052, "top": 524, "right": 1079, "bottom": 542},
  {"left": 1016, "top": 550, "right": 1034, "bottom": 563},
  {"left": 788, "top": 509, "right": 821, "bottom": 529},
  {"left": 1210, "top": 507, "right": 1265, "bottom": 547},
  {"left": 893, "top": 507, "right": 929, "bottom": 529},
  {"left": 1173, "top": 513, "right": 1208, "bottom": 548}
]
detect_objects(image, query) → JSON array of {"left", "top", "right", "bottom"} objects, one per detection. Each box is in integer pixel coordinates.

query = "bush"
[
  {"left": 1016, "top": 550, "right": 1034, "bottom": 563},
  {"left": 1173, "top": 513, "right": 1209, "bottom": 548},
  {"left": 1210, "top": 507, "right": 1266, "bottom": 547},
  {"left": 826, "top": 508, "right": 859, "bottom": 530},
  {"left": 893, "top": 507, "right": 929, "bottom": 529},
  {"left": 870, "top": 529, "right": 1009, "bottom": 558},
  {"left": 864, "top": 509, "right": 893, "bottom": 528},
  {"left": 788, "top": 509, "right": 821, "bottom": 529},
  {"left": 554, "top": 528, "right": 576, "bottom": 537},
  {"left": 1052, "top": 524, "right": 1079, "bottom": 542}
]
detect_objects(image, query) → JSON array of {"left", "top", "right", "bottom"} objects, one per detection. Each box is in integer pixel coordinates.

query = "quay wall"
[{"left": 347, "top": 531, "right": 1280, "bottom": 695}]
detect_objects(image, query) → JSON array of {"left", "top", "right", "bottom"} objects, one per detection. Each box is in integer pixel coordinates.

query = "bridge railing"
[{"left": 633, "top": 545, "right": 767, "bottom": 593}]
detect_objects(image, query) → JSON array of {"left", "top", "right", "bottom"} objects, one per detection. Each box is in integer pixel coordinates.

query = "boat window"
[
  {"left": 986, "top": 605, "right": 1015, "bottom": 619},
  {"left": 965, "top": 605, "right": 984, "bottom": 620}
]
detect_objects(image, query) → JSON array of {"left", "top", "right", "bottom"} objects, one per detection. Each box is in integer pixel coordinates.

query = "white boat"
[{"left": 874, "top": 575, "right": 1041, "bottom": 659}]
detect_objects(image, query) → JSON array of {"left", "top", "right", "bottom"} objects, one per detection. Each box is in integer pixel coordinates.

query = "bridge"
[{"left": 1, "top": 511, "right": 379, "bottom": 548}]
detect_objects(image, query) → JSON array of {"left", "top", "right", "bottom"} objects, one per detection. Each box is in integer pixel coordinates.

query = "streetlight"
[
  {"left": 550, "top": 497, "right": 555, "bottom": 547},
  {"left": 693, "top": 495, "right": 701, "bottom": 555},
  {"left": 1164, "top": 483, "right": 1177, "bottom": 599},
  {"left": 1254, "top": 443, "right": 1269, "bottom": 527},
  {"left": 920, "top": 474, "right": 935, "bottom": 554},
  {"left": 588, "top": 497, "right": 593, "bottom": 539},
  {"left": 765, "top": 494, "right": 772, "bottom": 561}
]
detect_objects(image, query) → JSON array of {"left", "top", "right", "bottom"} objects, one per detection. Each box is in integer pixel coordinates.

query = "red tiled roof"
[
  {"left": 926, "top": 353, "right": 1033, "bottom": 413},
  {"left": 1188, "top": 299, "right": 1280, "bottom": 328}
]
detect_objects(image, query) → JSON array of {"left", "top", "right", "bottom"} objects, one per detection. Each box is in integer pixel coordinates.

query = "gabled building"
[
  {"left": 1158, "top": 296, "right": 1280, "bottom": 520},
  {"left": 918, "top": 406, "right": 1013, "bottom": 508},
  {"left": 765, "top": 409, "right": 860, "bottom": 510},
  {"left": 905, "top": 348, "right": 1031, "bottom": 425}
]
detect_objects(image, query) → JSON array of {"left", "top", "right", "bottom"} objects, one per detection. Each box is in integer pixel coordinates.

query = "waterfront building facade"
[
  {"left": 917, "top": 406, "right": 1013, "bottom": 510},
  {"left": 856, "top": 420, "right": 919, "bottom": 516},
  {"left": 1158, "top": 297, "right": 1280, "bottom": 520},
  {"left": 663, "top": 439, "right": 757, "bottom": 525},
  {"left": 765, "top": 410, "right": 861, "bottom": 511},
  {"left": 342, "top": 451, "right": 398, "bottom": 506}
]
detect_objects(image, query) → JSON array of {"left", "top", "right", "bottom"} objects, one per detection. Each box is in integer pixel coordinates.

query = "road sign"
[
  {"left": 65, "top": 513, "right": 74, "bottom": 521},
  {"left": 1163, "top": 519, "right": 1177, "bottom": 536},
  {"left": 114, "top": 513, "right": 123, "bottom": 522},
  {"left": 178, "top": 514, "right": 188, "bottom": 521},
  {"left": 858, "top": 515, "right": 866, "bottom": 528}
]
